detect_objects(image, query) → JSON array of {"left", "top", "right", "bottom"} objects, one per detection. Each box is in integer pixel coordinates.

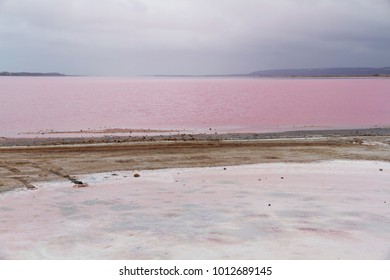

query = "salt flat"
[{"left": 0, "top": 160, "right": 389, "bottom": 259}]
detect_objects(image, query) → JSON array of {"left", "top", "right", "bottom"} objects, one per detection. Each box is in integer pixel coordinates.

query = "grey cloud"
[{"left": 1, "top": 0, "right": 389, "bottom": 75}]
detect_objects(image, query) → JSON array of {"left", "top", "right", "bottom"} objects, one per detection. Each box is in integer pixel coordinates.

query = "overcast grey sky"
[{"left": 1, "top": 0, "right": 390, "bottom": 75}]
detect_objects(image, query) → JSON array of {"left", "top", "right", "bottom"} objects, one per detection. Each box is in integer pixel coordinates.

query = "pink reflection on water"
[{"left": 0, "top": 77, "right": 389, "bottom": 137}]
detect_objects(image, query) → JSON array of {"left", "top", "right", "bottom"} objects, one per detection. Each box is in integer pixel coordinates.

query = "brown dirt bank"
[
  {"left": 2, "top": 127, "right": 390, "bottom": 147},
  {"left": 1, "top": 129, "right": 390, "bottom": 193}
]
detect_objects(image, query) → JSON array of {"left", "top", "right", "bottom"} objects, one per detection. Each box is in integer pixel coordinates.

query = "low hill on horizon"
[{"left": 248, "top": 67, "right": 390, "bottom": 77}]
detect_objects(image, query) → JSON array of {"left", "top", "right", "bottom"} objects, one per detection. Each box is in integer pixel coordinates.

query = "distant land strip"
[
  {"left": 0, "top": 71, "right": 66, "bottom": 77},
  {"left": 154, "top": 67, "right": 390, "bottom": 78},
  {"left": 248, "top": 67, "right": 390, "bottom": 77},
  {"left": 2, "top": 67, "right": 390, "bottom": 77}
]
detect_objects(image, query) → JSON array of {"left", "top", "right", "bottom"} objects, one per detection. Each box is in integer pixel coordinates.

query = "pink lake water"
[{"left": 0, "top": 77, "right": 389, "bottom": 138}]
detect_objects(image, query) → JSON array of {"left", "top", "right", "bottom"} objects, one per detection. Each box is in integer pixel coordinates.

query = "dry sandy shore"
[{"left": 1, "top": 129, "right": 390, "bottom": 193}]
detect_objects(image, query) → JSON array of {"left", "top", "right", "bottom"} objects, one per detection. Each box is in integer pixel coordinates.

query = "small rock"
[
  {"left": 112, "top": 173, "right": 118, "bottom": 176},
  {"left": 379, "top": 169, "right": 383, "bottom": 171},
  {"left": 134, "top": 173, "right": 140, "bottom": 177},
  {"left": 258, "top": 179, "right": 261, "bottom": 181},
  {"left": 281, "top": 177, "right": 284, "bottom": 179},
  {"left": 73, "top": 183, "right": 88, "bottom": 188},
  {"left": 71, "top": 179, "right": 84, "bottom": 185},
  {"left": 268, "top": 204, "right": 271, "bottom": 207},
  {"left": 223, "top": 167, "right": 226, "bottom": 170}
]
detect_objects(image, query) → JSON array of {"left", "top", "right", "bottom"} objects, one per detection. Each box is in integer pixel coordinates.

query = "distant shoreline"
[
  {"left": 154, "top": 67, "right": 390, "bottom": 78},
  {"left": 152, "top": 74, "right": 390, "bottom": 78},
  {"left": 2, "top": 66, "right": 390, "bottom": 78},
  {"left": 0, "top": 71, "right": 67, "bottom": 77}
]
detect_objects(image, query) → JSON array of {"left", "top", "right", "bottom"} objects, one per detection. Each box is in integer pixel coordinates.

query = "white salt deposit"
[{"left": 0, "top": 160, "right": 389, "bottom": 259}]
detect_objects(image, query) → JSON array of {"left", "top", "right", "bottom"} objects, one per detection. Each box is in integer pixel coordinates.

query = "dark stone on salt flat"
[
  {"left": 71, "top": 179, "right": 84, "bottom": 185},
  {"left": 73, "top": 183, "right": 88, "bottom": 188}
]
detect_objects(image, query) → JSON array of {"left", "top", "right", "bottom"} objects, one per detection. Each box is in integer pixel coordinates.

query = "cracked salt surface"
[{"left": 0, "top": 160, "right": 389, "bottom": 259}]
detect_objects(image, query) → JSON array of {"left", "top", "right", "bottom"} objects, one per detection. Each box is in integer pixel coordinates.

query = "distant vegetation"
[{"left": 0, "top": 71, "right": 66, "bottom": 76}]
